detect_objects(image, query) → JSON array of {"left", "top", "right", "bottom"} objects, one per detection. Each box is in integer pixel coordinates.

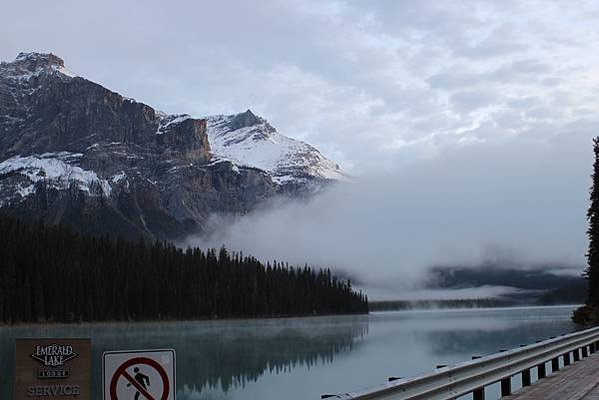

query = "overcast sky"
[
  {"left": 4, "top": 1, "right": 599, "bottom": 295},
  {"left": 3, "top": 0, "right": 599, "bottom": 174}
]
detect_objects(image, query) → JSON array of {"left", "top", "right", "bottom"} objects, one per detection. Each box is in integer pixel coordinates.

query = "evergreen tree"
[{"left": 586, "top": 137, "right": 599, "bottom": 306}]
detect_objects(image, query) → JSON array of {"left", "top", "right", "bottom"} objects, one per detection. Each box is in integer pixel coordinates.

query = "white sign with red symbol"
[{"left": 103, "top": 349, "right": 176, "bottom": 400}]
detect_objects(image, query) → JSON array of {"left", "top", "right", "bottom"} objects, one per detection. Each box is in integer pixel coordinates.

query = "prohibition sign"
[{"left": 110, "top": 357, "right": 170, "bottom": 400}]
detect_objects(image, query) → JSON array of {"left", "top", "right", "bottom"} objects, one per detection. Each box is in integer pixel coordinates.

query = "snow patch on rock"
[
  {"left": 111, "top": 171, "right": 127, "bottom": 183},
  {"left": 156, "top": 114, "right": 192, "bottom": 135},
  {"left": 0, "top": 153, "right": 112, "bottom": 198}
]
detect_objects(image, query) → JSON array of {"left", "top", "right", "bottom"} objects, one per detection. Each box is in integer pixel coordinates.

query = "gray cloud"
[
  {"left": 450, "top": 89, "right": 498, "bottom": 112},
  {"left": 510, "top": 59, "right": 552, "bottom": 74},
  {"left": 453, "top": 24, "right": 528, "bottom": 59}
]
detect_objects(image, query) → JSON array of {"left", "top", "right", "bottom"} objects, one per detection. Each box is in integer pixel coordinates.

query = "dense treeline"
[
  {"left": 369, "top": 298, "right": 516, "bottom": 311},
  {"left": 0, "top": 215, "right": 368, "bottom": 323}
]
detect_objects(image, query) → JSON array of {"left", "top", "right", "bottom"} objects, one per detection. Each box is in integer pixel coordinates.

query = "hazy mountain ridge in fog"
[{"left": 423, "top": 264, "right": 585, "bottom": 305}]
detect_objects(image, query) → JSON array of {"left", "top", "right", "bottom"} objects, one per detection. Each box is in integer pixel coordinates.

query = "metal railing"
[{"left": 322, "top": 326, "right": 599, "bottom": 400}]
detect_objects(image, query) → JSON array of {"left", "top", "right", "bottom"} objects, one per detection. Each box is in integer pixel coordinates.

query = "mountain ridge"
[{"left": 0, "top": 52, "right": 346, "bottom": 240}]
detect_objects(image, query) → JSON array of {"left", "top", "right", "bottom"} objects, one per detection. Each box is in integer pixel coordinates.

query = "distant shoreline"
[
  {"left": 0, "top": 311, "right": 370, "bottom": 328},
  {"left": 369, "top": 299, "right": 581, "bottom": 312},
  {"left": 371, "top": 304, "right": 580, "bottom": 313}
]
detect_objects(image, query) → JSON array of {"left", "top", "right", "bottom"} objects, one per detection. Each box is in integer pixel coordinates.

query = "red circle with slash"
[{"left": 109, "top": 357, "right": 170, "bottom": 400}]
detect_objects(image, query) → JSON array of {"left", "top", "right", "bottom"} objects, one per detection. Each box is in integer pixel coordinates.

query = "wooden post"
[
  {"left": 582, "top": 346, "right": 589, "bottom": 358},
  {"left": 551, "top": 357, "right": 560, "bottom": 372},
  {"left": 538, "top": 362, "right": 546, "bottom": 379},
  {"left": 573, "top": 348, "right": 580, "bottom": 362},
  {"left": 473, "top": 387, "right": 485, "bottom": 400},
  {"left": 522, "top": 369, "right": 531, "bottom": 387},
  {"left": 501, "top": 378, "right": 512, "bottom": 397},
  {"left": 564, "top": 352, "right": 571, "bottom": 366}
]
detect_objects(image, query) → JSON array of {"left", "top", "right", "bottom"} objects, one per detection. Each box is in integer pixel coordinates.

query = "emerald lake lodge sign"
[{"left": 15, "top": 339, "right": 91, "bottom": 400}]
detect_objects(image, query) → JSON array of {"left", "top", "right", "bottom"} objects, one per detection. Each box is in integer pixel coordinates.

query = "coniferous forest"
[{"left": 0, "top": 214, "right": 368, "bottom": 323}]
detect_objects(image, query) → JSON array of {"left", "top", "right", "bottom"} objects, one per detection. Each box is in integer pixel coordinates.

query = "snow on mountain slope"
[
  {"left": 0, "top": 152, "right": 112, "bottom": 206},
  {"left": 206, "top": 110, "right": 349, "bottom": 188}
]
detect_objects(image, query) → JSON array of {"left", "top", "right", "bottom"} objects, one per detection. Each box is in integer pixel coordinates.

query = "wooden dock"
[{"left": 505, "top": 352, "right": 599, "bottom": 400}]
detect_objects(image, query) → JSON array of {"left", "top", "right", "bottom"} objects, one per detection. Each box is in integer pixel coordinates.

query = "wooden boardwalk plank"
[{"left": 504, "top": 353, "right": 599, "bottom": 400}]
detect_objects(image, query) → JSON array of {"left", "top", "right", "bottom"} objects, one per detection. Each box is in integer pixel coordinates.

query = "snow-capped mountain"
[
  {"left": 207, "top": 111, "right": 348, "bottom": 191},
  {"left": 0, "top": 52, "right": 346, "bottom": 240},
  {"left": 1, "top": 51, "right": 77, "bottom": 81}
]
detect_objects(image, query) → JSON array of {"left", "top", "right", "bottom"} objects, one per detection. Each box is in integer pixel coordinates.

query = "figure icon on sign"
[{"left": 126, "top": 367, "right": 150, "bottom": 400}]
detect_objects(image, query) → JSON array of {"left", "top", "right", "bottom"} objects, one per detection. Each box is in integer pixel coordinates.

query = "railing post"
[
  {"left": 564, "top": 352, "right": 571, "bottom": 366},
  {"left": 473, "top": 387, "right": 485, "bottom": 400},
  {"left": 501, "top": 378, "right": 512, "bottom": 397},
  {"left": 582, "top": 345, "right": 589, "bottom": 358},
  {"left": 538, "top": 362, "right": 546, "bottom": 379},
  {"left": 591, "top": 343, "right": 596, "bottom": 354},
  {"left": 573, "top": 348, "right": 580, "bottom": 362},
  {"left": 551, "top": 357, "right": 559, "bottom": 372},
  {"left": 522, "top": 369, "right": 531, "bottom": 387}
]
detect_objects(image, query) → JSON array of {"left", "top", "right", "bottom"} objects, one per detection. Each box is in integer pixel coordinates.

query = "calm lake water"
[{"left": 0, "top": 305, "right": 579, "bottom": 400}]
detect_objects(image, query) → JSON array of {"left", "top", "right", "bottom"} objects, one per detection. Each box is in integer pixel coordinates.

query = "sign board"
[
  {"left": 14, "top": 338, "right": 91, "bottom": 400},
  {"left": 103, "top": 349, "right": 176, "bottom": 400}
]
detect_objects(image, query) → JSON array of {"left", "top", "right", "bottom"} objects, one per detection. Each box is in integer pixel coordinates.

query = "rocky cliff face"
[{"left": 0, "top": 52, "right": 344, "bottom": 240}]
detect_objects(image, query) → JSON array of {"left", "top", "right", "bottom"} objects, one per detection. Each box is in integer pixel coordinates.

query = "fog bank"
[{"left": 184, "top": 131, "right": 592, "bottom": 299}]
